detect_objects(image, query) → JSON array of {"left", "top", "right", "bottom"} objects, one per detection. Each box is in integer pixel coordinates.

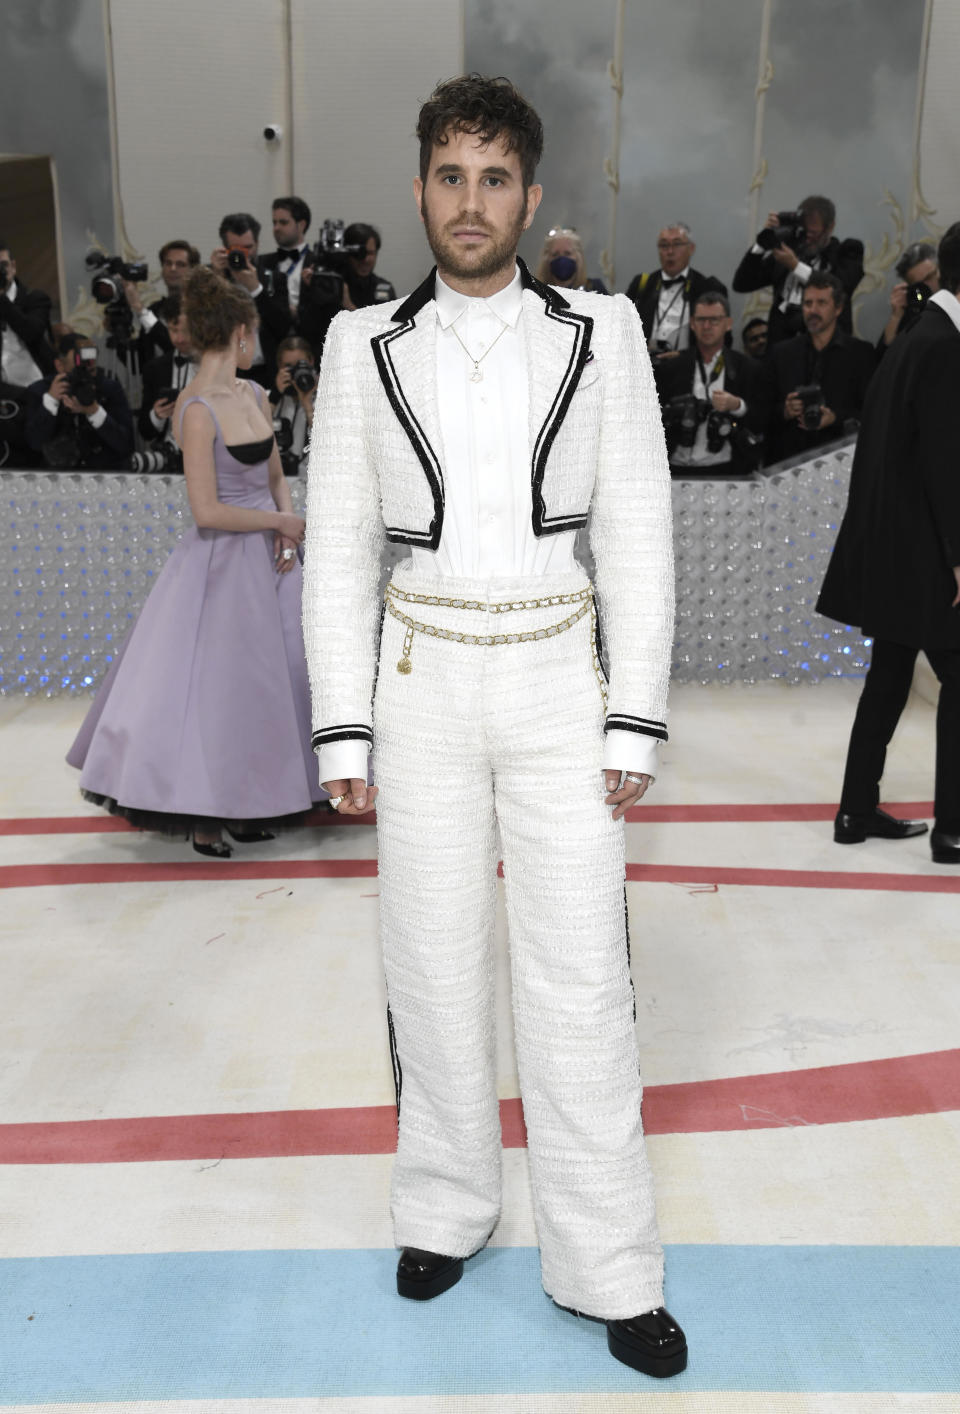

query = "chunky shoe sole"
[
  {"left": 607, "top": 1322, "right": 688, "bottom": 1377},
  {"left": 396, "top": 1256, "right": 464, "bottom": 1301},
  {"left": 931, "top": 846, "right": 960, "bottom": 865},
  {"left": 833, "top": 825, "right": 867, "bottom": 844}
]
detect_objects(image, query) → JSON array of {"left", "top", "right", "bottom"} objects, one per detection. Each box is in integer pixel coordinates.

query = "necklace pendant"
[
  {"left": 470, "top": 367, "right": 483, "bottom": 383},
  {"left": 397, "top": 657, "right": 412, "bottom": 675}
]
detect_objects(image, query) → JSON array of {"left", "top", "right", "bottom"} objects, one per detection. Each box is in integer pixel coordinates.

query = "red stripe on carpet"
[
  {"left": 3, "top": 859, "right": 958, "bottom": 893},
  {"left": 624, "top": 863, "right": 960, "bottom": 893},
  {"left": 0, "top": 802, "right": 934, "bottom": 835},
  {"left": 2, "top": 1049, "right": 956, "bottom": 1164}
]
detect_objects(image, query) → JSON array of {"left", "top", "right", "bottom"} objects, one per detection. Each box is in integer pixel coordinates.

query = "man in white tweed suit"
[{"left": 302, "top": 74, "right": 686, "bottom": 1377}]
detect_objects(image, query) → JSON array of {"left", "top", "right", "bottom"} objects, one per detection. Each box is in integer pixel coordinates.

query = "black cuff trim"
[
  {"left": 311, "top": 725, "right": 373, "bottom": 751},
  {"left": 604, "top": 714, "right": 668, "bottom": 743}
]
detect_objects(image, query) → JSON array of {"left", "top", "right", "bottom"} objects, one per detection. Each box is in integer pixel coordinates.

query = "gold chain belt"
[{"left": 383, "top": 582, "right": 608, "bottom": 707}]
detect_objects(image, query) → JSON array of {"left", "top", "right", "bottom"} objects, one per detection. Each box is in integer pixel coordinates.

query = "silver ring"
[
  {"left": 625, "top": 773, "right": 645, "bottom": 785},
  {"left": 328, "top": 794, "right": 346, "bottom": 811},
  {"left": 282, "top": 548, "right": 295, "bottom": 560}
]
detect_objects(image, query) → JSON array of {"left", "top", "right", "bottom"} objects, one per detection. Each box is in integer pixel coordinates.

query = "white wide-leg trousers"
[{"left": 372, "top": 563, "right": 664, "bottom": 1319}]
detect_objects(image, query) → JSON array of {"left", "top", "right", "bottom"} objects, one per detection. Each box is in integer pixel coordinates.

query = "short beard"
[{"left": 421, "top": 191, "right": 527, "bottom": 286}]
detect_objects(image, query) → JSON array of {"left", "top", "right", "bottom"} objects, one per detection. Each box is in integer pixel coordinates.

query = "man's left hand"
[
  {"left": 604, "top": 769, "right": 651, "bottom": 820},
  {"left": 772, "top": 244, "right": 799, "bottom": 271},
  {"left": 711, "top": 390, "right": 740, "bottom": 414},
  {"left": 62, "top": 394, "right": 99, "bottom": 417},
  {"left": 815, "top": 407, "right": 837, "bottom": 431}
]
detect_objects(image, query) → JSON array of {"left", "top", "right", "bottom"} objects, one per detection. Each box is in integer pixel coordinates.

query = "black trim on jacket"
[{"left": 604, "top": 713, "right": 669, "bottom": 742}]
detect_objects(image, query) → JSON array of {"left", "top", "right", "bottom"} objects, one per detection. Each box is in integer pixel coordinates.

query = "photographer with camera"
[
  {"left": 0, "top": 240, "right": 55, "bottom": 466},
  {"left": 137, "top": 294, "right": 197, "bottom": 456},
  {"left": 270, "top": 336, "right": 316, "bottom": 476},
  {"left": 210, "top": 213, "right": 292, "bottom": 387},
  {"left": 297, "top": 219, "right": 388, "bottom": 358},
  {"left": 657, "top": 291, "right": 768, "bottom": 476},
  {"left": 24, "top": 332, "right": 134, "bottom": 470},
  {"left": 766, "top": 270, "right": 875, "bottom": 463},
  {"left": 261, "top": 197, "right": 313, "bottom": 319},
  {"left": 878, "top": 241, "right": 939, "bottom": 353},
  {"left": 733, "top": 196, "right": 864, "bottom": 346},
  {"left": 624, "top": 222, "right": 726, "bottom": 360},
  {"left": 339, "top": 222, "right": 396, "bottom": 310},
  {"left": 120, "top": 239, "right": 201, "bottom": 363}
]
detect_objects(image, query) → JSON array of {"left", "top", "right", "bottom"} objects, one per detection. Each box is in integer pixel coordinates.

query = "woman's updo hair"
[{"left": 182, "top": 265, "right": 257, "bottom": 353}]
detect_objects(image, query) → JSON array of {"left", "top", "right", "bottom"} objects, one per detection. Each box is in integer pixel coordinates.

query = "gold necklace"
[{"left": 449, "top": 318, "right": 510, "bottom": 382}]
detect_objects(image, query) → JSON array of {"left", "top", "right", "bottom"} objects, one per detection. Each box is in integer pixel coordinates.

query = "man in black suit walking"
[
  {"left": 817, "top": 222, "right": 960, "bottom": 864},
  {"left": 733, "top": 195, "right": 864, "bottom": 346},
  {"left": 0, "top": 240, "right": 54, "bottom": 465},
  {"left": 656, "top": 290, "right": 768, "bottom": 476},
  {"left": 624, "top": 222, "right": 726, "bottom": 362}
]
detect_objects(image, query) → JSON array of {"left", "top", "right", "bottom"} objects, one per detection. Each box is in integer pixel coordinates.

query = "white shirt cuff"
[
  {"left": 87, "top": 405, "right": 107, "bottom": 429},
  {"left": 750, "top": 242, "right": 765, "bottom": 256},
  {"left": 733, "top": 397, "right": 747, "bottom": 416},
  {"left": 250, "top": 282, "right": 264, "bottom": 299},
  {"left": 602, "top": 728, "right": 659, "bottom": 781},
  {"left": 318, "top": 738, "right": 370, "bottom": 789},
  {"left": 794, "top": 261, "right": 813, "bottom": 284},
  {"left": 137, "top": 308, "right": 158, "bottom": 331},
  {"left": 150, "top": 407, "right": 167, "bottom": 432},
  {"left": 42, "top": 392, "right": 59, "bottom": 416}
]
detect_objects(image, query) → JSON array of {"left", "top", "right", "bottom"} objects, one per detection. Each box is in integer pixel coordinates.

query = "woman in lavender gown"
[{"left": 67, "top": 266, "right": 324, "bottom": 856}]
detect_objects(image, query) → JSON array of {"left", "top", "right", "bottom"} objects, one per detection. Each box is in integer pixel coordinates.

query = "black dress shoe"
[
  {"left": 931, "top": 829, "right": 960, "bottom": 864},
  {"left": 834, "top": 807, "right": 929, "bottom": 844},
  {"left": 225, "top": 827, "right": 276, "bottom": 843},
  {"left": 396, "top": 1247, "right": 464, "bottom": 1301},
  {"left": 192, "top": 837, "right": 232, "bottom": 858},
  {"left": 607, "top": 1307, "right": 688, "bottom": 1377}
]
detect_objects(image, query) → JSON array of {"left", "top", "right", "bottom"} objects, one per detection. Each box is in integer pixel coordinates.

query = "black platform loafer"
[
  {"left": 396, "top": 1247, "right": 464, "bottom": 1301},
  {"left": 931, "top": 829, "right": 960, "bottom": 865},
  {"left": 607, "top": 1307, "right": 688, "bottom": 1377},
  {"left": 834, "top": 807, "right": 929, "bottom": 844}
]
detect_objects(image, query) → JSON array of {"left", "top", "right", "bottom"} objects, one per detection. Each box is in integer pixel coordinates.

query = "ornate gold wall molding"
[{"left": 599, "top": 0, "right": 625, "bottom": 291}]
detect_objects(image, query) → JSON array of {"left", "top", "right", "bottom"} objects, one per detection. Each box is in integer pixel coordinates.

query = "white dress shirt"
[
  {"left": 276, "top": 245, "right": 310, "bottom": 312},
  {"left": 670, "top": 348, "right": 747, "bottom": 468},
  {"left": 651, "top": 267, "right": 691, "bottom": 351},
  {"left": 319, "top": 265, "right": 660, "bottom": 788},
  {"left": 0, "top": 282, "right": 43, "bottom": 387},
  {"left": 149, "top": 355, "right": 198, "bottom": 436}
]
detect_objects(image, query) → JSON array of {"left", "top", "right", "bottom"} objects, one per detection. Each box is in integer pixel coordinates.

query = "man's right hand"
[
  {"left": 275, "top": 366, "right": 293, "bottom": 395},
  {"left": 784, "top": 391, "right": 803, "bottom": 420},
  {"left": 48, "top": 372, "right": 70, "bottom": 403},
  {"left": 889, "top": 282, "right": 907, "bottom": 317},
  {"left": 322, "top": 777, "right": 378, "bottom": 814},
  {"left": 153, "top": 396, "right": 176, "bottom": 421}
]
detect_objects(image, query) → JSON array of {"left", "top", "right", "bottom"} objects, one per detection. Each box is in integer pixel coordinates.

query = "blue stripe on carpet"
[{"left": 0, "top": 1246, "right": 958, "bottom": 1401}]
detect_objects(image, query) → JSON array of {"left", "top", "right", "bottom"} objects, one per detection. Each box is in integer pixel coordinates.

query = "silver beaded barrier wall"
[{"left": 0, "top": 445, "right": 870, "bottom": 697}]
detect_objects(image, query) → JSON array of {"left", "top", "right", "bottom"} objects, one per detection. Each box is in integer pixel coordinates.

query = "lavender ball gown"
[{"left": 67, "top": 392, "right": 325, "bottom": 833}]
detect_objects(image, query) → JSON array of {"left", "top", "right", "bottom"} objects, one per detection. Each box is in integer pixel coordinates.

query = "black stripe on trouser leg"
[
  {"left": 387, "top": 1002, "right": 403, "bottom": 1112},
  {"left": 623, "top": 885, "right": 636, "bottom": 1024}
]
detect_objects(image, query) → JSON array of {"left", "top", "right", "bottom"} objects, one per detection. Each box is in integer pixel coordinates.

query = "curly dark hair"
[{"left": 417, "top": 73, "right": 543, "bottom": 190}]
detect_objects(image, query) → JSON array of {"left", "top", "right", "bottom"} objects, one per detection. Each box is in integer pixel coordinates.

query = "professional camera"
[
  {"left": 290, "top": 358, "right": 316, "bottom": 393},
  {"left": 662, "top": 393, "right": 709, "bottom": 448},
  {"left": 65, "top": 364, "right": 98, "bottom": 407},
  {"left": 704, "top": 409, "right": 763, "bottom": 464},
  {"left": 128, "top": 444, "right": 183, "bottom": 474},
  {"left": 301, "top": 218, "right": 367, "bottom": 308},
  {"left": 756, "top": 210, "right": 806, "bottom": 253},
  {"left": 85, "top": 248, "right": 149, "bottom": 303},
  {"left": 794, "top": 384, "right": 824, "bottom": 431},
  {"left": 226, "top": 249, "right": 249, "bottom": 272}
]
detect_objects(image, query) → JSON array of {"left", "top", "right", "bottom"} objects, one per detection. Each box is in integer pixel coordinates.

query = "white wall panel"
[
  {"left": 917, "top": 0, "right": 960, "bottom": 227},
  {"left": 290, "top": 0, "right": 463, "bottom": 299},
  {"left": 109, "top": 0, "right": 289, "bottom": 266}
]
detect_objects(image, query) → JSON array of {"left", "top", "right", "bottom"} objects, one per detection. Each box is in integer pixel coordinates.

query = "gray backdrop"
[{"left": 466, "top": 0, "right": 930, "bottom": 342}]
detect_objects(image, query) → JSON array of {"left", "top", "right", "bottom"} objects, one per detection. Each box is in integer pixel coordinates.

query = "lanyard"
[
  {"left": 653, "top": 278, "right": 687, "bottom": 342},
  {"left": 695, "top": 349, "right": 724, "bottom": 392}
]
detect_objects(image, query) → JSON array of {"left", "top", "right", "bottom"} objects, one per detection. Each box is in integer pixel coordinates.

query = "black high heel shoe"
[
  {"left": 225, "top": 827, "right": 276, "bottom": 844},
  {"left": 192, "top": 836, "right": 232, "bottom": 858}
]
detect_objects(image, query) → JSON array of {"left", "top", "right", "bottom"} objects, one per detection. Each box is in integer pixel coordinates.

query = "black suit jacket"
[
  {"left": 624, "top": 266, "right": 727, "bottom": 348},
  {"left": 138, "top": 350, "right": 195, "bottom": 442},
  {"left": 0, "top": 281, "right": 55, "bottom": 389},
  {"left": 766, "top": 327, "right": 875, "bottom": 462},
  {"left": 24, "top": 369, "right": 134, "bottom": 469},
  {"left": 817, "top": 301, "right": 960, "bottom": 650},
  {"left": 226, "top": 259, "right": 292, "bottom": 387},
  {"left": 732, "top": 235, "right": 865, "bottom": 344},
  {"left": 656, "top": 346, "right": 769, "bottom": 473}
]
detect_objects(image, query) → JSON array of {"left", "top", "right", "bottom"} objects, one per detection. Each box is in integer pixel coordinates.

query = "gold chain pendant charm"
[
  {"left": 397, "top": 657, "right": 412, "bottom": 675},
  {"left": 397, "top": 624, "right": 414, "bottom": 674}
]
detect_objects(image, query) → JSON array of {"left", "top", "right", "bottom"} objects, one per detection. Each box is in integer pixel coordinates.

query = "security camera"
[{"left": 263, "top": 124, "right": 283, "bottom": 142}]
